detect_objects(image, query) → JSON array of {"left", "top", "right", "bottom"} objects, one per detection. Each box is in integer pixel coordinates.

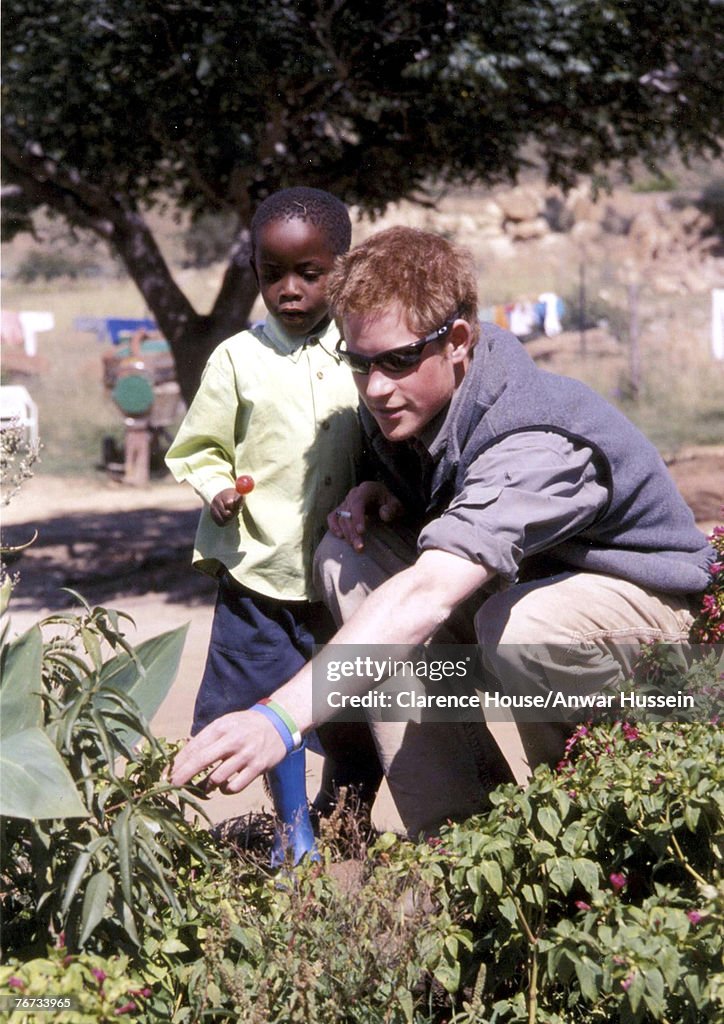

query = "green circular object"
[{"left": 112, "top": 374, "right": 154, "bottom": 415}]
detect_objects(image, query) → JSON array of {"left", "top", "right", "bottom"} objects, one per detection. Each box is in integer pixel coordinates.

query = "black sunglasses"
[{"left": 335, "top": 314, "right": 459, "bottom": 375}]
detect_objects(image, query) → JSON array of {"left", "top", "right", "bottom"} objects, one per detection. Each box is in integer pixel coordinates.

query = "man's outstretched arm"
[{"left": 170, "top": 548, "right": 493, "bottom": 792}]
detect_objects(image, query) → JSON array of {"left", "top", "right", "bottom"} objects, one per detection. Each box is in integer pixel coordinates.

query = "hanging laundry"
[
  {"left": 494, "top": 304, "right": 509, "bottom": 329},
  {"left": 537, "top": 293, "right": 564, "bottom": 337},
  {"left": 509, "top": 301, "right": 538, "bottom": 338}
]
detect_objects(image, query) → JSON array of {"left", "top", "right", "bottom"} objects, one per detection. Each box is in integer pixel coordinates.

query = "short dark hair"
[{"left": 251, "top": 187, "right": 352, "bottom": 257}]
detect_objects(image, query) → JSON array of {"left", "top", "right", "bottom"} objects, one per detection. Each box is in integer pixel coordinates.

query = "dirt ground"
[{"left": 2, "top": 450, "right": 722, "bottom": 829}]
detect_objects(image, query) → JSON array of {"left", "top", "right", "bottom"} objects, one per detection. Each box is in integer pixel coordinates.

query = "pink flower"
[
  {"left": 114, "top": 1002, "right": 138, "bottom": 1016},
  {"left": 687, "top": 910, "right": 706, "bottom": 926},
  {"left": 622, "top": 722, "right": 639, "bottom": 741},
  {"left": 609, "top": 872, "right": 627, "bottom": 892},
  {"left": 7, "top": 977, "right": 25, "bottom": 990},
  {"left": 92, "top": 968, "right": 107, "bottom": 985},
  {"left": 621, "top": 972, "right": 636, "bottom": 991},
  {"left": 575, "top": 900, "right": 591, "bottom": 911}
]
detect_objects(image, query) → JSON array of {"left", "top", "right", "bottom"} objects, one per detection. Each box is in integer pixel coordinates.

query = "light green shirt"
[{"left": 165, "top": 315, "right": 361, "bottom": 601}]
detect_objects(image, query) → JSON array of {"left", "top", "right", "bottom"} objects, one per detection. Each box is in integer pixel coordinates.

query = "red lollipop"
[{"left": 235, "top": 474, "right": 255, "bottom": 495}]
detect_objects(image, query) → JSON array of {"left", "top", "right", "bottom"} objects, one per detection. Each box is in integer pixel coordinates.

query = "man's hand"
[
  {"left": 210, "top": 487, "right": 243, "bottom": 526},
  {"left": 171, "top": 710, "right": 287, "bottom": 793},
  {"left": 328, "top": 481, "right": 404, "bottom": 551}
]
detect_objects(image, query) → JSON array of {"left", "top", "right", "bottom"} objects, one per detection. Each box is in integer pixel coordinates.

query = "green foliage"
[
  {"left": 401, "top": 718, "right": 723, "bottom": 1022},
  {"left": 14, "top": 250, "right": 106, "bottom": 283},
  {"left": 4, "top": 1, "right": 721, "bottom": 215},
  {"left": 0, "top": 597, "right": 212, "bottom": 957},
  {"left": 0, "top": 949, "right": 151, "bottom": 1023},
  {"left": 181, "top": 213, "right": 238, "bottom": 270},
  {"left": 631, "top": 174, "right": 679, "bottom": 194},
  {"left": 2, "top": 1, "right": 722, "bottom": 396},
  {"left": 140, "top": 852, "right": 434, "bottom": 1024},
  {"left": 691, "top": 525, "right": 724, "bottom": 644},
  {"left": 0, "top": 625, "right": 87, "bottom": 819}
]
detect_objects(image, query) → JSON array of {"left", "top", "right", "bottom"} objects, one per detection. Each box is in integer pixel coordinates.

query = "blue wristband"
[{"left": 250, "top": 702, "right": 301, "bottom": 755}]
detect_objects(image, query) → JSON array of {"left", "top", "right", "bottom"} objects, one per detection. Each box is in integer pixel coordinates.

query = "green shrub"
[
  {"left": 144, "top": 850, "right": 435, "bottom": 1024},
  {"left": 405, "top": 718, "right": 723, "bottom": 1023},
  {"left": 0, "top": 949, "right": 151, "bottom": 1023},
  {"left": 631, "top": 174, "right": 679, "bottom": 193},
  {"left": 0, "top": 596, "right": 213, "bottom": 958},
  {"left": 14, "top": 250, "right": 106, "bottom": 283},
  {"left": 181, "top": 212, "right": 237, "bottom": 269}
]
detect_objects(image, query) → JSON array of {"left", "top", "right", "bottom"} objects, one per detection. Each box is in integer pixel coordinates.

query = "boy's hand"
[
  {"left": 328, "top": 481, "right": 404, "bottom": 551},
  {"left": 210, "top": 487, "right": 243, "bottom": 525}
]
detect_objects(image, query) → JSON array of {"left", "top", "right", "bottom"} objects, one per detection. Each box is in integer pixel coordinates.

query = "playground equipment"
[{"left": 100, "top": 323, "right": 183, "bottom": 485}]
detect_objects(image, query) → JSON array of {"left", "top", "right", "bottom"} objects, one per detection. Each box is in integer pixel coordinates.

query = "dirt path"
[{"left": 2, "top": 453, "right": 721, "bottom": 827}]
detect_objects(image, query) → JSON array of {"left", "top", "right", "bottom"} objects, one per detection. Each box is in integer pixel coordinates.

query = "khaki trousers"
[{"left": 313, "top": 525, "right": 694, "bottom": 838}]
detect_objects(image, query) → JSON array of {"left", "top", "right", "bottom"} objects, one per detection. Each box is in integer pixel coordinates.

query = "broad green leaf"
[
  {"left": 62, "top": 850, "right": 93, "bottom": 915},
  {"left": 537, "top": 806, "right": 561, "bottom": 840},
  {"left": 79, "top": 870, "right": 113, "bottom": 947},
  {"left": 0, "top": 575, "right": 14, "bottom": 617},
  {"left": 574, "top": 958, "right": 600, "bottom": 1003},
  {"left": 434, "top": 958, "right": 462, "bottom": 995},
  {"left": 0, "top": 727, "right": 87, "bottom": 819},
  {"left": 465, "top": 867, "right": 484, "bottom": 895},
  {"left": 0, "top": 626, "right": 43, "bottom": 736},
  {"left": 61, "top": 836, "right": 110, "bottom": 915},
  {"left": 549, "top": 856, "right": 575, "bottom": 894},
  {"left": 480, "top": 859, "right": 504, "bottom": 895},
  {"left": 642, "top": 967, "right": 666, "bottom": 1017},
  {"left": 573, "top": 857, "right": 600, "bottom": 896},
  {"left": 114, "top": 805, "right": 134, "bottom": 908},
  {"left": 396, "top": 986, "right": 415, "bottom": 1024},
  {"left": 97, "top": 625, "right": 188, "bottom": 744}
]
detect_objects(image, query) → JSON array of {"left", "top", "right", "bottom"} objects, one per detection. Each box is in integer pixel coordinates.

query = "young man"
[{"left": 172, "top": 227, "right": 714, "bottom": 837}]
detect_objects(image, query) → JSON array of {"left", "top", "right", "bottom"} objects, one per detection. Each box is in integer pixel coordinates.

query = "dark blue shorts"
[{"left": 191, "top": 572, "right": 334, "bottom": 735}]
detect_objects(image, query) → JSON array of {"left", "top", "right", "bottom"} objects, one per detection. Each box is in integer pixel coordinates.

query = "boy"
[{"left": 166, "top": 187, "right": 381, "bottom": 863}]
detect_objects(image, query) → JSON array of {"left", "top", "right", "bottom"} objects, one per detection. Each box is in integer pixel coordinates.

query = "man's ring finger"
[{"left": 335, "top": 509, "right": 352, "bottom": 519}]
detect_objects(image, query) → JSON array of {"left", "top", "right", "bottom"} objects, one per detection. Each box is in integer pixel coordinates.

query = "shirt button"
[
  {"left": 324, "top": 475, "right": 332, "bottom": 486},
  {"left": 316, "top": 370, "right": 324, "bottom": 379}
]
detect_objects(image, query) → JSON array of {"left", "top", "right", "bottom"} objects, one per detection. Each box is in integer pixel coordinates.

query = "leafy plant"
[
  {"left": 0, "top": 948, "right": 151, "bottom": 1023},
  {"left": 144, "top": 851, "right": 433, "bottom": 1024},
  {"left": 0, "top": 596, "right": 213, "bottom": 957},
  {"left": 690, "top": 524, "right": 724, "bottom": 643},
  {"left": 402, "top": 717, "right": 723, "bottom": 1023}
]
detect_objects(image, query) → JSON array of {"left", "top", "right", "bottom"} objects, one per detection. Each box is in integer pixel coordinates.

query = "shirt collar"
[
  {"left": 262, "top": 313, "right": 339, "bottom": 362},
  {"left": 414, "top": 406, "right": 450, "bottom": 460}
]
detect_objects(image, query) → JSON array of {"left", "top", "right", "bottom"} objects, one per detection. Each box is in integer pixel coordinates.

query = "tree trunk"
[
  {"left": 1, "top": 135, "right": 260, "bottom": 404},
  {"left": 109, "top": 213, "right": 259, "bottom": 406}
]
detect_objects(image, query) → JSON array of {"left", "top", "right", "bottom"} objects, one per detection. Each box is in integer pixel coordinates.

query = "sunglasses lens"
[
  {"left": 379, "top": 349, "right": 424, "bottom": 372},
  {"left": 348, "top": 354, "right": 371, "bottom": 374},
  {"left": 338, "top": 318, "right": 455, "bottom": 374}
]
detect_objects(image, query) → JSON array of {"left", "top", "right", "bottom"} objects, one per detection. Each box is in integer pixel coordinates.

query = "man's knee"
[
  {"left": 312, "top": 530, "right": 349, "bottom": 600},
  {"left": 475, "top": 584, "right": 554, "bottom": 647}
]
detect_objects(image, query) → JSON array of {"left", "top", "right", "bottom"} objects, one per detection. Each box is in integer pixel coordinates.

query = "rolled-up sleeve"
[{"left": 417, "top": 431, "right": 609, "bottom": 586}]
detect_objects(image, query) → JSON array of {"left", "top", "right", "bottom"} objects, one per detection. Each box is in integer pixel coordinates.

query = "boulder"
[
  {"left": 506, "top": 217, "right": 550, "bottom": 240},
  {"left": 497, "top": 186, "right": 542, "bottom": 222}
]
